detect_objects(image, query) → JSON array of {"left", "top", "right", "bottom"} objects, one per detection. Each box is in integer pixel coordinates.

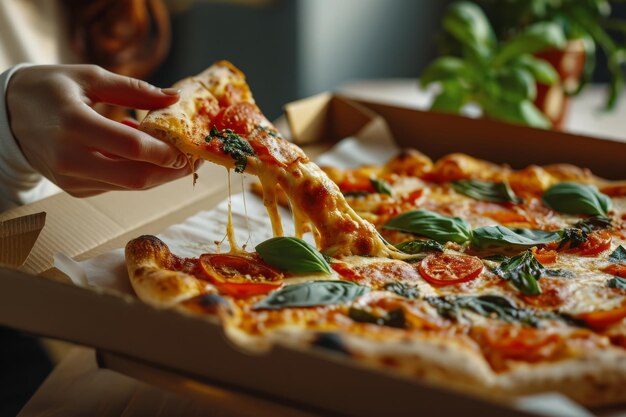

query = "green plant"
[
  {"left": 476, "top": 0, "right": 626, "bottom": 109},
  {"left": 421, "top": 1, "right": 567, "bottom": 128}
]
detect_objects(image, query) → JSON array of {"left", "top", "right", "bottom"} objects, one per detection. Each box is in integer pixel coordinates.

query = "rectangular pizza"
[{"left": 125, "top": 61, "right": 626, "bottom": 407}]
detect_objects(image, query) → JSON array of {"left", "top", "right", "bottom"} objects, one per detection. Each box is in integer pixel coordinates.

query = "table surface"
[{"left": 19, "top": 80, "right": 626, "bottom": 417}]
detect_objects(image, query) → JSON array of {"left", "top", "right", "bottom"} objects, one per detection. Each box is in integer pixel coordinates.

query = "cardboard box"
[{"left": 1, "top": 94, "right": 624, "bottom": 416}]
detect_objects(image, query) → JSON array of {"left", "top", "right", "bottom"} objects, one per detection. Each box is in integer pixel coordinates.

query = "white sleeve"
[{"left": 0, "top": 64, "right": 60, "bottom": 212}]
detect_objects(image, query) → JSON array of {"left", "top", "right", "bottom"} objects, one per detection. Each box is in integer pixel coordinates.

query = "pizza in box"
[{"left": 125, "top": 61, "right": 626, "bottom": 406}]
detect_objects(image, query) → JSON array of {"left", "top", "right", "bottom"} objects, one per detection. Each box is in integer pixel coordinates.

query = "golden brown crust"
[{"left": 125, "top": 235, "right": 211, "bottom": 308}]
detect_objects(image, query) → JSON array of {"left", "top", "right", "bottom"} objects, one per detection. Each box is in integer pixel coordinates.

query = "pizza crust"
[{"left": 125, "top": 235, "right": 211, "bottom": 308}]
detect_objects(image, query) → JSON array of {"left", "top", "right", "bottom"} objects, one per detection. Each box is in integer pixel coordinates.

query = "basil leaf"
[
  {"left": 608, "top": 276, "right": 626, "bottom": 290},
  {"left": 427, "top": 294, "right": 542, "bottom": 327},
  {"left": 370, "top": 178, "right": 393, "bottom": 196},
  {"left": 443, "top": 2, "right": 496, "bottom": 60},
  {"left": 206, "top": 127, "right": 255, "bottom": 173},
  {"left": 420, "top": 56, "right": 474, "bottom": 86},
  {"left": 348, "top": 307, "right": 406, "bottom": 329},
  {"left": 493, "top": 22, "right": 566, "bottom": 66},
  {"left": 493, "top": 250, "right": 544, "bottom": 295},
  {"left": 542, "top": 182, "right": 612, "bottom": 217},
  {"left": 394, "top": 239, "right": 444, "bottom": 254},
  {"left": 471, "top": 225, "right": 560, "bottom": 249},
  {"left": 495, "top": 66, "right": 537, "bottom": 102},
  {"left": 482, "top": 254, "right": 510, "bottom": 262},
  {"left": 609, "top": 246, "right": 626, "bottom": 263},
  {"left": 255, "top": 237, "right": 331, "bottom": 274},
  {"left": 383, "top": 282, "right": 420, "bottom": 300},
  {"left": 383, "top": 210, "right": 472, "bottom": 244},
  {"left": 513, "top": 55, "right": 559, "bottom": 85},
  {"left": 253, "top": 280, "right": 369, "bottom": 310},
  {"left": 482, "top": 98, "right": 551, "bottom": 129},
  {"left": 452, "top": 179, "right": 522, "bottom": 203},
  {"left": 573, "top": 216, "right": 612, "bottom": 233},
  {"left": 426, "top": 294, "right": 584, "bottom": 327},
  {"left": 557, "top": 228, "right": 588, "bottom": 250}
]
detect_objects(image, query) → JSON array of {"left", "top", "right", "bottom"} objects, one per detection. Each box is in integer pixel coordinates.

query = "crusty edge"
[{"left": 125, "top": 235, "right": 210, "bottom": 308}]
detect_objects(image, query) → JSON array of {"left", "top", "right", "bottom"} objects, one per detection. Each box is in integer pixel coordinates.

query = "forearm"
[{"left": 0, "top": 64, "right": 60, "bottom": 211}]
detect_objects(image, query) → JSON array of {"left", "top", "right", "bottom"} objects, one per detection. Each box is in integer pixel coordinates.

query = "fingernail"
[
  {"left": 173, "top": 154, "right": 188, "bottom": 168},
  {"left": 161, "top": 88, "right": 181, "bottom": 96}
]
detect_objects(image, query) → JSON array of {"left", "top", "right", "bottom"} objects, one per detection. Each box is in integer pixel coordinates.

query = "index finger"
[{"left": 74, "top": 105, "right": 187, "bottom": 169}]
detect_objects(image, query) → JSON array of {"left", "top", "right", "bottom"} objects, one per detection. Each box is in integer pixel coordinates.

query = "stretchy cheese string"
[
  {"left": 256, "top": 162, "right": 284, "bottom": 238},
  {"left": 226, "top": 168, "right": 241, "bottom": 253},
  {"left": 241, "top": 174, "right": 253, "bottom": 250}
]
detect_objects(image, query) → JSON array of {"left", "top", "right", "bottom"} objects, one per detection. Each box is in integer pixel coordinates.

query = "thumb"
[{"left": 84, "top": 67, "right": 180, "bottom": 110}]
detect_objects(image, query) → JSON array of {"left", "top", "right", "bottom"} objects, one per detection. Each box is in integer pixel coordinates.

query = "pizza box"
[{"left": 1, "top": 93, "right": 624, "bottom": 417}]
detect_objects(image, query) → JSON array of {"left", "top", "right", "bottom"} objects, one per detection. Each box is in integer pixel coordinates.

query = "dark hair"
[{"left": 60, "top": 0, "right": 171, "bottom": 79}]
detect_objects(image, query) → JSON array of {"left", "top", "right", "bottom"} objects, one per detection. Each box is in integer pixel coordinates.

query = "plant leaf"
[
  {"left": 452, "top": 179, "right": 522, "bottom": 203},
  {"left": 370, "top": 178, "right": 393, "bottom": 196},
  {"left": 255, "top": 237, "right": 331, "bottom": 274},
  {"left": 494, "top": 22, "right": 566, "bottom": 66},
  {"left": 573, "top": 216, "right": 612, "bottom": 233},
  {"left": 426, "top": 294, "right": 584, "bottom": 327},
  {"left": 206, "top": 128, "right": 256, "bottom": 173},
  {"left": 609, "top": 246, "right": 626, "bottom": 263},
  {"left": 348, "top": 307, "right": 407, "bottom": 329},
  {"left": 513, "top": 55, "right": 559, "bottom": 85},
  {"left": 495, "top": 67, "right": 537, "bottom": 101},
  {"left": 443, "top": 1, "right": 496, "bottom": 60},
  {"left": 471, "top": 225, "right": 560, "bottom": 249},
  {"left": 383, "top": 282, "right": 420, "bottom": 299},
  {"left": 493, "top": 250, "right": 544, "bottom": 295},
  {"left": 429, "top": 79, "right": 469, "bottom": 113},
  {"left": 394, "top": 239, "right": 444, "bottom": 254},
  {"left": 253, "top": 280, "right": 369, "bottom": 310},
  {"left": 542, "top": 182, "right": 612, "bottom": 216},
  {"left": 482, "top": 99, "right": 552, "bottom": 128},
  {"left": 383, "top": 209, "right": 473, "bottom": 244},
  {"left": 608, "top": 276, "right": 626, "bottom": 290},
  {"left": 420, "top": 57, "right": 472, "bottom": 87}
]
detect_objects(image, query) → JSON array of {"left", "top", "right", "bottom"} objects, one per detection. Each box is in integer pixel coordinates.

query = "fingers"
[
  {"left": 80, "top": 66, "right": 180, "bottom": 110},
  {"left": 59, "top": 152, "right": 193, "bottom": 191},
  {"left": 72, "top": 106, "right": 187, "bottom": 169}
]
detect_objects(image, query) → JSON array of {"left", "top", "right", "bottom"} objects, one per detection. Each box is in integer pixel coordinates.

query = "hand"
[{"left": 6, "top": 64, "right": 195, "bottom": 197}]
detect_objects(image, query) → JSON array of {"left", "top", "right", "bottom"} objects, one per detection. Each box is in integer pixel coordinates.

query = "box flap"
[
  {"left": 0, "top": 212, "right": 45, "bottom": 267},
  {"left": 0, "top": 164, "right": 228, "bottom": 275},
  {"left": 349, "top": 98, "right": 626, "bottom": 180},
  {"left": 285, "top": 94, "right": 383, "bottom": 146}
]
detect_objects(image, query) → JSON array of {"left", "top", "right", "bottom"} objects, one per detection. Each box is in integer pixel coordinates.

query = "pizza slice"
[{"left": 139, "top": 60, "right": 388, "bottom": 258}]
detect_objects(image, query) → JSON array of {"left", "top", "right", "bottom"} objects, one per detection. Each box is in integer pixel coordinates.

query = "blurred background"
[{"left": 151, "top": 0, "right": 449, "bottom": 119}]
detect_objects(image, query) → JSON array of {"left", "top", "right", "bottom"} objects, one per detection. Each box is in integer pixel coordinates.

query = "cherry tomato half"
[
  {"left": 564, "top": 230, "right": 612, "bottom": 257},
  {"left": 576, "top": 304, "right": 626, "bottom": 330},
  {"left": 418, "top": 253, "right": 483, "bottom": 286},
  {"left": 603, "top": 263, "right": 626, "bottom": 278},
  {"left": 199, "top": 254, "right": 283, "bottom": 298},
  {"left": 532, "top": 248, "right": 558, "bottom": 265}
]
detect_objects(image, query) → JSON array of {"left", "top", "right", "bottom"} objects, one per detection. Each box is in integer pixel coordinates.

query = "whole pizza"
[{"left": 126, "top": 61, "right": 626, "bottom": 406}]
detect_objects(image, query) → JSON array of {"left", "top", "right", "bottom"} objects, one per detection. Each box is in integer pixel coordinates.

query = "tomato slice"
[
  {"left": 418, "top": 253, "right": 483, "bottom": 286},
  {"left": 564, "top": 230, "right": 612, "bottom": 257},
  {"left": 199, "top": 254, "right": 283, "bottom": 297},
  {"left": 576, "top": 304, "right": 626, "bottom": 330},
  {"left": 603, "top": 263, "right": 626, "bottom": 278},
  {"left": 532, "top": 248, "right": 558, "bottom": 265}
]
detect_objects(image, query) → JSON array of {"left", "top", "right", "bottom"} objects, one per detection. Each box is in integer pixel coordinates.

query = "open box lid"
[{"left": 1, "top": 94, "right": 622, "bottom": 416}]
